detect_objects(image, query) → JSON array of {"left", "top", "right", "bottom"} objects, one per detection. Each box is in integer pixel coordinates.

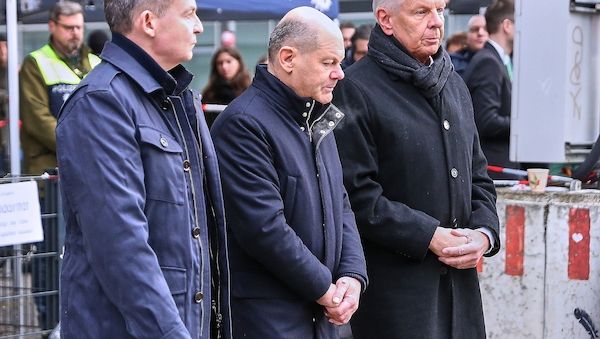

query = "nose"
[
  {"left": 332, "top": 67, "right": 345, "bottom": 81},
  {"left": 194, "top": 15, "right": 204, "bottom": 34},
  {"left": 430, "top": 10, "right": 444, "bottom": 28}
]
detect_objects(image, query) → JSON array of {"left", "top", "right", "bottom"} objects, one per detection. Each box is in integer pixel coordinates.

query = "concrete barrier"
[{"left": 480, "top": 190, "right": 600, "bottom": 339}]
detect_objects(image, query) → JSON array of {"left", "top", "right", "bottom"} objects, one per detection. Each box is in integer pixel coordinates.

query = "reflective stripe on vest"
[{"left": 30, "top": 44, "right": 101, "bottom": 86}]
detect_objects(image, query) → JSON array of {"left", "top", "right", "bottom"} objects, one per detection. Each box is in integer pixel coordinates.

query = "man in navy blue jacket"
[
  {"left": 211, "top": 6, "right": 368, "bottom": 339},
  {"left": 56, "top": 0, "right": 231, "bottom": 337}
]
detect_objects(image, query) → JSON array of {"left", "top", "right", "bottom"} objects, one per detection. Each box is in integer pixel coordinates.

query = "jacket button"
[
  {"left": 183, "top": 159, "right": 191, "bottom": 171},
  {"left": 194, "top": 291, "right": 203, "bottom": 303},
  {"left": 328, "top": 121, "right": 335, "bottom": 127},
  {"left": 300, "top": 126, "right": 305, "bottom": 131},
  {"left": 302, "top": 112, "right": 308, "bottom": 117},
  {"left": 305, "top": 102, "right": 311, "bottom": 108},
  {"left": 161, "top": 100, "right": 170, "bottom": 110},
  {"left": 450, "top": 168, "right": 458, "bottom": 178},
  {"left": 160, "top": 137, "right": 169, "bottom": 148},
  {"left": 443, "top": 120, "right": 450, "bottom": 130},
  {"left": 192, "top": 227, "right": 200, "bottom": 238},
  {"left": 452, "top": 218, "right": 458, "bottom": 228}
]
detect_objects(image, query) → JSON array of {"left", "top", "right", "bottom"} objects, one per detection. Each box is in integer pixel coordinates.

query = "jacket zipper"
[{"left": 169, "top": 97, "right": 205, "bottom": 335}]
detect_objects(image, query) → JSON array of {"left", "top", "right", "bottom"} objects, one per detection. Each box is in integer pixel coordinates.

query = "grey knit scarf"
[{"left": 367, "top": 24, "right": 453, "bottom": 101}]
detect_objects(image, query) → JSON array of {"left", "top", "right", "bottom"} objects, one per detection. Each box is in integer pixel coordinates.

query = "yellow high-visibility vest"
[{"left": 30, "top": 44, "right": 100, "bottom": 116}]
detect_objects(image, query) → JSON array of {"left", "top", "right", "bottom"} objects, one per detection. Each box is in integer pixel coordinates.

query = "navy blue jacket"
[
  {"left": 56, "top": 34, "right": 232, "bottom": 339},
  {"left": 211, "top": 65, "right": 367, "bottom": 339}
]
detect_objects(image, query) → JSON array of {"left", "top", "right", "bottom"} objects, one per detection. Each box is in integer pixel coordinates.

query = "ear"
[
  {"left": 376, "top": 7, "right": 394, "bottom": 36},
  {"left": 278, "top": 46, "right": 296, "bottom": 74},
  {"left": 138, "top": 10, "right": 158, "bottom": 38},
  {"left": 501, "top": 18, "right": 513, "bottom": 35},
  {"left": 48, "top": 20, "right": 57, "bottom": 35}
]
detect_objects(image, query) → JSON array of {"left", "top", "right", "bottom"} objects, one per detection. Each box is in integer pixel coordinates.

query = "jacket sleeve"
[
  {"left": 465, "top": 56, "right": 510, "bottom": 139},
  {"left": 212, "top": 112, "right": 333, "bottom": 302},
  {"left": 19, "top": 56, "right": 57, "bottom": 153},
  {"left": 469, "top": 130, "right": 501, "bottom": 256},
  {"left": 333, "top": 79, "right": 439, "bottom": 262},
  {"left": 336, "top": 185, "right": 368, "bottom": 292},
  {"left": 56, "top": 90, "right": 191, "bottom": 339}
]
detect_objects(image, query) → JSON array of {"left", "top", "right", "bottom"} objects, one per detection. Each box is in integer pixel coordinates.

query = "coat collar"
[
  {"left": 101, "top": 33, "right": 193, "bottom": 96},
  {"left": 252, "top": 64, "right": 328, "bottom": 127},
  {"left": 252, "top": 65, "right": 344, "bottom": 145}
]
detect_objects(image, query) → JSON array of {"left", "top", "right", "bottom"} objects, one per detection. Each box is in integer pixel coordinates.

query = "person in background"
[
  {"left": 450, "top": 14, "right": 488, "bottom": 76},
  {"left": 333, "top": 0, "right": 500, "bottom": 337},
  {"left": 445, "top": 31, "right": 467, "bottom": 53},
  {"left": 20, "top": 1, "right": 100, "bottom": 178},
  {"left": 463, "top": 0, "right": 518, "bottom": 179},
  {"left": 87, "top": 29, "right": 110, "bottom": 55},
  {"left": 18, "top": 2, "right": 100, "bottom": 333},
  {"left": 342, "top": 24, "right": 373, "bottom": 69},
  {"left": 201, "top": 46, "right": 251, "bottom": 126},
  {"left": 221, "top": 30, "right": 237, "bottom": 48},
  {"left": 55, "top": 0, "right": 232, "bottom": 337},
  {"left": 339, "top": 21, "right": 356, "bottom": 58},
  {"left": 211, "top": 6, "right": 367, "bottom": 339}
]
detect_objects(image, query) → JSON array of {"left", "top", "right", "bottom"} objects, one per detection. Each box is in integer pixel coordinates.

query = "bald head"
[{"left": 267, "top": 6, "right": 342, "bottom": 63}]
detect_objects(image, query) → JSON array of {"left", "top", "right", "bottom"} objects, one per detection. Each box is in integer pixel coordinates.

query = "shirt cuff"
[
  {"left": 339, "top": 273, "right": 367, "bottom": 293},
  {"left": 476, "top": 227, "right": 495, "bottom": 255}
]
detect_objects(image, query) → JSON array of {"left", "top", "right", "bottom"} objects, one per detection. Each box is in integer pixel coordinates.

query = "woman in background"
[{"left": 202, "top": 47, "right": 251, "bottom": 105}]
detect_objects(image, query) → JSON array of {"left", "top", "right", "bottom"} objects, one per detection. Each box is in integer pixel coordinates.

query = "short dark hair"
[
  {"left": 485, "top": 0, "right": 514, "bottom": 34},
  {"left": 351, "top": 24, "right": 373, "bottom": 45},
  {"left": 49, "top": 1, "right": 83, "bottom": 22},
  {"left": 267, "top": 19, "right": 317, "bottom": 63},
  {"left": 87, "top": 30, "right": 110, "bottom": 55},
  {"left": 104, "top": 0, "right": 172, "bottom": 34},
  {"left": 339, "top": 21, "right": 355, "bottom": 30},
  {"left": 445, "top": 31, "right": 467, "bottom": 50}
]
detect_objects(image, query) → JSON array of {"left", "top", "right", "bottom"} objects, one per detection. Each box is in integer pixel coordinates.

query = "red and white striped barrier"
[{"left": 478, "top": 191, "right": 600, "bottom": 339}]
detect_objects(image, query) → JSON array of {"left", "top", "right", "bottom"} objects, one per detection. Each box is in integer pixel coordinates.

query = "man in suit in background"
[{"left": 463, "top": 0, "right": 518, "bottom": 178}]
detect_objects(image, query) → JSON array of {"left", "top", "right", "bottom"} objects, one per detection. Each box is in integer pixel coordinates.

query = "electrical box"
[{"left": 511, "top": 0, "right": 600, "bottom": 163}]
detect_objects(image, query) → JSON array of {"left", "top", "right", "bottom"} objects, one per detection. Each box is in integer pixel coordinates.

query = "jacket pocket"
[
  {"left": 138, "top": 125, "right": 185, "bottom": 205},
  {"left": 161, "top": 266, "right": 187, "bottom": 321}
]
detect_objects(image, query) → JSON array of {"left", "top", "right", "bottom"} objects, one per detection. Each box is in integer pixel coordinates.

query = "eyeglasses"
[{"left": 52, "top": 20, "right": 83, "bottom": 32}]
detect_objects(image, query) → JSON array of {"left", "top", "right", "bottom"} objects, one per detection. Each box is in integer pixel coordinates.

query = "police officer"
[{"left": 20, "top": 1, "right": 100, "bottom": 178}]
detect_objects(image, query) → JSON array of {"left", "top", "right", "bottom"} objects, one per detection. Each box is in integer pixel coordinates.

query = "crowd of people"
[{"left": 1, "top": 0, "right": 527, "bottom": 338}]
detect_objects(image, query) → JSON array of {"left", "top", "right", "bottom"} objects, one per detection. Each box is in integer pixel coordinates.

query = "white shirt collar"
[
  {"left": 427, "top": 56, "right": 434, "bottom": 67},
  {"left": 487, "top": 39, "right": 511, "bottom": 65}
]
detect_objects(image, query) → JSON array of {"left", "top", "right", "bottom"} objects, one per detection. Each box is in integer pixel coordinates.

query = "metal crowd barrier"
[{"left": 0, "top": 172, "right": 63, "bottom": 339}]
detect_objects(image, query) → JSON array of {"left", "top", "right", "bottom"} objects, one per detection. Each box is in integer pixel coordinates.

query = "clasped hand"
[
  {"left": 316, "top": 277, "right": 361, "bottom": 325},
  {"left": 429, "top": 227, "right": 489, "bottom": 269}
]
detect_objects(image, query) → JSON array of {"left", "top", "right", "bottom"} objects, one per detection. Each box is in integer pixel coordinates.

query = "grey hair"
[
  {"left": 49, "top": 1, "right": 83, "bottom": 22},
  {"left": 267, "top": 19, "right": 318, "bottom": 63},
  {"left": 372, "top": 0, "right": 401, "bottom": 13},
  {"left": 104, "top": 0, "right": 172, "bottom": 34}
]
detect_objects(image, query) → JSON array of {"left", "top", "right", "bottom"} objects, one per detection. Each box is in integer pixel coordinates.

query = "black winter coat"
[
  {"left": 211, "top": 65, "right": 367, "bottom": 339},
  {"left": 332, "top": 27, "right": 500, "bottom": 339}
]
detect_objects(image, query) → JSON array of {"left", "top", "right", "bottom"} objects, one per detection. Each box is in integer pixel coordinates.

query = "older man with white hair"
[{"left": 333, "top": 0, "right": 500, "bottom": 338}]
